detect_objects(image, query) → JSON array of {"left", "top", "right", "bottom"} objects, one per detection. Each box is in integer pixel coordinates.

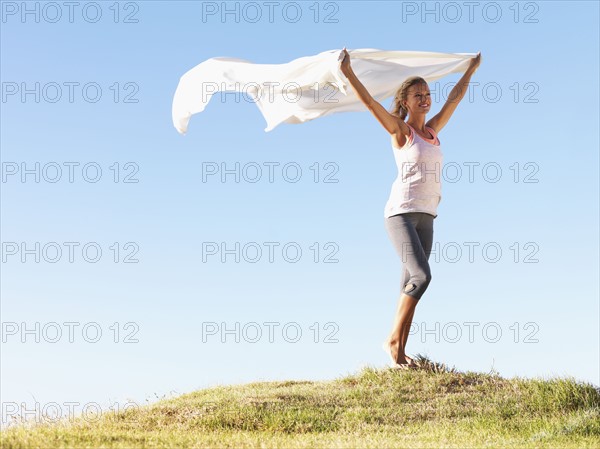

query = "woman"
[{"left": 339, "top": 49, "right": 481, "bottom": 368}]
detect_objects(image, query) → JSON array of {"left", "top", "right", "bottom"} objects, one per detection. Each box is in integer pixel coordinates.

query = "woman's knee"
[
  {"left": 404, "top": 271, "right": 432, "bottom": 299},
  {"left": 424, "top": 271, "right": 432, "bottom": 285}
]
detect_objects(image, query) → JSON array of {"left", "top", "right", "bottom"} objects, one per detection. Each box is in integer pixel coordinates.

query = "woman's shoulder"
[
  {"left": 424, "top": 124, "right": 441, "bottom": 146},
  {"left": 425, "top": 124, "right": 439, "bottom": 136}
]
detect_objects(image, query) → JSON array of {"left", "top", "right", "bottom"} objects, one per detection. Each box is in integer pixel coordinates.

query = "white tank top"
[{"left": 384, "top": 123, "right": 443, "bottom": 218}]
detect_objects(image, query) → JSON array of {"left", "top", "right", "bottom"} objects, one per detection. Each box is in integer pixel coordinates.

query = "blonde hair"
[{"left": 390, "top": 76, "right": 428, "bottom": 121}]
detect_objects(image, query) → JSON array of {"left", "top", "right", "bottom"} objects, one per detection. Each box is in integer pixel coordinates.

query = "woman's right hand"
[{"left": 340, "top": 48, "right": 351, "bottom": 75}]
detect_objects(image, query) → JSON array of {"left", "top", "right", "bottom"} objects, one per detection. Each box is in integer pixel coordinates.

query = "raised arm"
[
  {"left": 427, "top": 52, "right": 482, "bottom": 134},
  {"left": 340, "top": 49, "right": 407, "bottom": 137}
]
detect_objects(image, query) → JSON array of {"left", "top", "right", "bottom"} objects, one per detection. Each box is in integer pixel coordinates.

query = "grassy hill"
[{"left": 2, "top": 356, "right": 599, "bottom": 448}]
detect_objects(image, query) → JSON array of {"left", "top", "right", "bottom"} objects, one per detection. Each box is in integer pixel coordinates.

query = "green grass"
[{"left": 2, "top": 355, "right": 599, "bottom": 448}]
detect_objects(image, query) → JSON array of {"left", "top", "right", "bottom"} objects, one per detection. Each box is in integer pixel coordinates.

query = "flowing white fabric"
[{"left": 172, "top": 48, "right": 476, "bottom": 135}]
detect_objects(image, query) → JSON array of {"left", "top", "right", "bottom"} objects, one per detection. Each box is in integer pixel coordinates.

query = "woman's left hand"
[{"left": 469, "top": 52, "right": 481, "bottom": 72}]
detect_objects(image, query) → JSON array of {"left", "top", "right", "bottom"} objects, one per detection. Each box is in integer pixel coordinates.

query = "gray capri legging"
[{"left": 384, "top": 212, "right": 434, "bottom": 301}]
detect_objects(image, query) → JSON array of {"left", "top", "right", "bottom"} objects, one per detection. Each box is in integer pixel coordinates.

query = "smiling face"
[{"left": 403, "top": 82, "right": 431, "bottom": 116}]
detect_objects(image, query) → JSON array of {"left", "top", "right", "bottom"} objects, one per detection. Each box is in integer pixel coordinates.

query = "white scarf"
[{"left": 172, "top": 48, "right": 476, "bottom": 135}]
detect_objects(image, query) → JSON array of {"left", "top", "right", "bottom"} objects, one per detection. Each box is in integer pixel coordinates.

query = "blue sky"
[{"left": 1, "top": 0, "right": 598, "bottom": 425}]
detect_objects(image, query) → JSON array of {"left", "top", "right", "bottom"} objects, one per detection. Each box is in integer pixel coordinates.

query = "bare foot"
[{"left": 383, "top": 340, "right": 411, "bottom": 365}]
